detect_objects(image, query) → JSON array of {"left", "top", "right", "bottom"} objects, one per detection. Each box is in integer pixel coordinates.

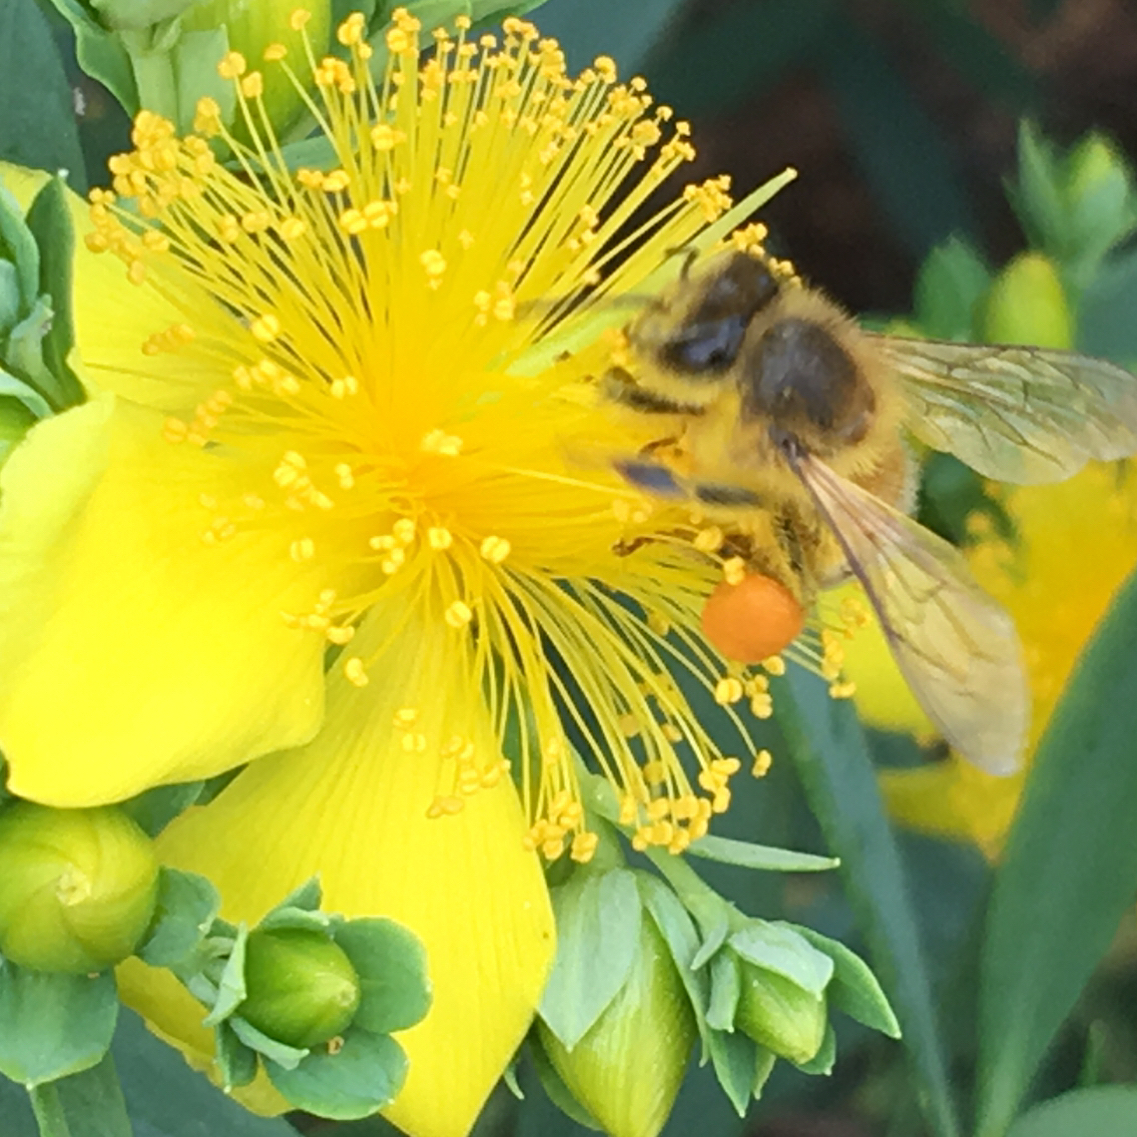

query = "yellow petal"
[
  {"left": 121, "top": 610, "right": 555, "bottom": 1137},
  {"left": 817, "top": 582, "right": 936, "bottom": 739},
  {"left": 0, "top": 396, "right": 327, "bottom": 805},
  {"left": 879, "top": 759, "right": 1024, "bottom": 860}
]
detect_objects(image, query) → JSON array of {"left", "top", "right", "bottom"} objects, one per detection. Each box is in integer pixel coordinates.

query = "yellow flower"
[
  {"left": 0, "top": 12, "right": 780, "bottom": 1135},
  {"left": 836, "top": 463, "right": 1137, "bottom": 856}
]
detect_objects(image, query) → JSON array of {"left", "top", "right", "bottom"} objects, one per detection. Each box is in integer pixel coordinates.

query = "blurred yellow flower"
[
  {"left": 836, "top": 461, "right": 1137, "bottom": 857},
  {"left": 0, "top": 11, "right": 779, "bottom": 1136}
]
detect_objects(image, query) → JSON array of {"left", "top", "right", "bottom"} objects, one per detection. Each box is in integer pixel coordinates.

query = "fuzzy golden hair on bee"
[{"left": 598, "top": 241, "right": 1137, "bottom": 777}]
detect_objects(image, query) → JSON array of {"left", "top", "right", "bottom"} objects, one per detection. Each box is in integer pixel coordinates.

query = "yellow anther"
[
  {"left": 571, "top": 832, "right": 599, "bottom": 863},
  {"left": 646, "top": 611, "right": 670, "bottom": 636},
  {"left": 420, "top": 249, "right": 447, "bottom": 277},
  {"left": 749, "top": 694, "right": 774, "bottom": 720},
  {"left": 381, "top": 549, "right": 405, "bottom": 573},
  {"left": 326, "top": 625, "right": 355, "bottom": 645},
  {"left": 751, "top": 749, "right": 773, "bottom": 777},
  {"left": 762, "top": 655, "right": 787, "bottom": 676},
  {"left": 163, "top": 418, "right": 188, "bottom": 443},
  {"left": 218, "top": 52, "right": 247, "bottom": 79},
  {"left": 661, "top": 723, "right": 683, "bottom": 743},
  {"left": 334, "top": 463, "right": 354, "bottom": 489},
  {"left": 693, "top": 526, "right": 723, "bottom": 553},
  {"left": 329, "top": 375, "right": 358, "bottom": 398},
  {"left": 428, "top": 527, "right": 453, "bottom": 550},
  {"left": 479, "top": 535, "right": 511, "bottom": 564},
  {"left": 289, "top": 8, "right": 311, "bottom": 31},
  {"left": 343, "top": 657, "right": 368, "bottom": 687},
  {"left": 445, "top": 600, "right": 473, "bottom": 628},
  {"left": 829, "top": 680, "right": 857, "bottom": 699},
  {"left": 392, "top": 518, "right": 416, "bottom": 544},
  {"left": 264, "top": 43, "right": 287, "bottom": 61},
  {"left": 251, "top": 313, "right": 282, "bottom": 342},
  {"left": 420, "top": 429, "right": 463, "bottom": 456},
  {"left": 723, "top": 556, "right": 746, "bottom": 585},
  {"left": 240, "top": 72, "right": 264, "bottom": 98},
  {"left": 617, "top": 714, "right": 640, "bottom": 738},
  {"left": 290, "top": 537, "right": 315, "bottom": 562},
  {"left": 714, "top": 677, "right": 744, "bottom": 705}
]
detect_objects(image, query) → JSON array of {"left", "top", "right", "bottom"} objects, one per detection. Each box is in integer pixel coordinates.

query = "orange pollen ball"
[{"left": 701, "top": 574, "right": 805, "bottom": 663}]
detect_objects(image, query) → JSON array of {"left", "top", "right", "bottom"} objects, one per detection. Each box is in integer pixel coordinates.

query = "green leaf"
[
  {"left": 0, "top": 179, "right": 40, "bottom": 313},
  {"left": 0, "top": 1, "right": 87, "bottom": 190},
  {"left": 268, "top": 878, "right": 323, "bottom": 914},
  {"left": 0, "top": 964, "right": 118, "bottom": 1086},
  {"left": 333, "top": 917, "right": 430, "bottom": 1035},
  {"left": 1005, "top": 1086, "right": 1137, "bottom": 1137},
  {"left": 776, "top": 667, "right": 960, "bottom": 1137},
  {"left": 538, "top": 868, "right": 642, "bottom": 1049},
  {"left": 227, "top": 1016, "right": 307, "bottom": 1070},
  {"left": 914, "top": 237, "right": 992, "bottom": 341},
  {"left": 27, "top": 1052, "right": 131, "bottom": 1137},
  {"left": 706, "top": 950, "right": 741, "bottom": 1032},
  {"left": 727, "top": 923, "right": 834, "bottom": 998},
  {"left": 786, "top": 923, "right": 901, "bottom": 1039},
  {"left": 688, "top": 834, "right": 839, "bottom": 873},
  {"left": 48, "top": 0, "right": 140, "bottom": 115},
  {"left": 136, "top": 868, "right": 220, "bottom": 969},
  {"left": 265, "top": 1030, "right": 407, "bottom": 1120},
  {"left": 752, "top": 1045, "right": 776, "bottom": 1099},
  {"left": 24, "top": 177, "right": 85, "bottom": 410},
  {"left": 257, "top": 907, "right": 332, "bottom": 935},
  {"left": 706, "top": 1029, "right": 757, "bottom": 1117},
  {"left": 214, "top": 1021, "right": 258, "bottom": 1090},
  {"left": 1010, "top": 121, "right": 1066, "bottom": 254},
  {"left": 0, "top": 370, "right": 52, "bottom": 420},
  {"left": 977, "top": 568, "right": 1137, "bottom": 1137},
  {"left": 121, "top": 782, "right": 205, "bottom": 837},
  {"left": 203, "top": 925, "right": 247, "bottom": 1024}
]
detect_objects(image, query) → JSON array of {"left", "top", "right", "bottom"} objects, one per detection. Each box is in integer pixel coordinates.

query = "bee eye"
[
  {"left": 660, "top": 315, "right": 749, "bottom": 373},
  {"left": 656, "top": 252, "right": 779, "bottom": 376}
]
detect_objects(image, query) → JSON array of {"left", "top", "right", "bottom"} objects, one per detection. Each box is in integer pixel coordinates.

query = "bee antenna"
[{"left": 662, "top": 245, "right": 699, "bottom": 281}]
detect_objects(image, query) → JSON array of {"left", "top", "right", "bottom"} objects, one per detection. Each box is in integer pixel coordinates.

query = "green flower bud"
[
  {"left": 538, "top": 916, "right": 696, "bottom": 1137},
  {"left": 240, "top": 927, "right": 362, "bottom": 1049},
  {"left": 180, "top": 0, "right": 332, "bottom": 137},
  {"left": 982, "top": 252, "right": 1072, "bottom": 350},
  {"left": 734, "top": 965, "right": 827, "bottom": 1066},
  {"left": 1065, "top": 134, "right": 1134, "bottom": 213},
  {"left": 0, "top": 803, "right": 159, "bottom": 973}
]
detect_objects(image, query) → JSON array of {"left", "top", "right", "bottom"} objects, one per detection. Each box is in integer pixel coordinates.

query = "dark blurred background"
[{"left": 535, "top": 0, "right": 1137, "bottom": 316}]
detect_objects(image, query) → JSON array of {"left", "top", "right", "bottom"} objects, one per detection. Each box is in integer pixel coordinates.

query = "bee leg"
[
  {"left": 601, "top": 368, "right": 706, "bottom": 415},
  {"left": 692, "top": 483, "right": 766, "bottom": 508},
  {"left": 613, "top": 458, "right": 688, "bottom": 498}
]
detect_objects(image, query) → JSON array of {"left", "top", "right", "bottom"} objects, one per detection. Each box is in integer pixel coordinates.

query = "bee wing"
[
  {"left": 876, "top": 335, "right": 1137, "bottom": 483},
  {"left": 794, "top": 452, "right": 1028, "bottom": 774}
]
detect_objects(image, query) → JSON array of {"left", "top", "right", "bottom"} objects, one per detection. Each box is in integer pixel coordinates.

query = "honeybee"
[{"left": 603, "top": 248, "right": 1137, "bottom": 774}]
